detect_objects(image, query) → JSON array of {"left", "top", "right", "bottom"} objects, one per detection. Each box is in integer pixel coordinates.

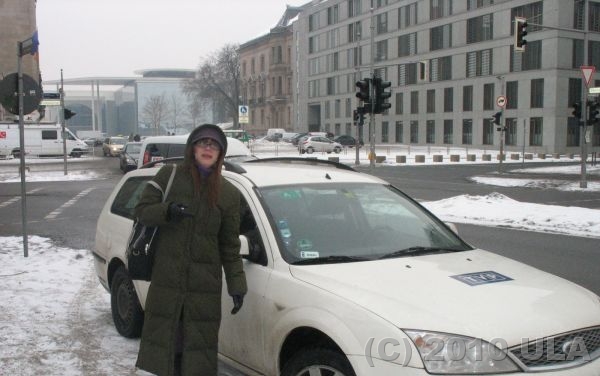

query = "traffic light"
[
  {"left": 63, "top": 108, "right": 76, "bottom": 120},
  {"left": 588, "top": 101, "right": 599, "bottom": 125},
  {"left": 514, "top": 17, "right": 528, "bottom": 52},
  {"left": 492, "top": 111, "right": 502, "bottom": 126},
  {"left": 572, "top": 102, "right": 581, "bottom": 119},
  {"left": 373, "top": 77, "right": 392, "bottom": 114},
  {"left": 355, "top": 78, "right": 371, "bottom": 113}
]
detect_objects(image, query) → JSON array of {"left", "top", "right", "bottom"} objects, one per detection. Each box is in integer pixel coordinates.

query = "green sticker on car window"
[{"left": 281, "top": 190, "right": 301, "bottom": 200}]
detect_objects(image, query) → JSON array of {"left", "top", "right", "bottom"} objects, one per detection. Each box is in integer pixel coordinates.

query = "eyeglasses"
[{"left": 194, "top": 138, "right": 221, "bottom": 151}]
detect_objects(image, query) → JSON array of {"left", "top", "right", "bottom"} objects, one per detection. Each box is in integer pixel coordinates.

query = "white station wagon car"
[{"left": 93, "top": 158, "right": 600, "bottom": 376}]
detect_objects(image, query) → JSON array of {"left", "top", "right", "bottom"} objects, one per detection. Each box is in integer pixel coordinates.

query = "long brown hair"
[{"left": 183, "top": 145, "right": 224, "bottom": 207}]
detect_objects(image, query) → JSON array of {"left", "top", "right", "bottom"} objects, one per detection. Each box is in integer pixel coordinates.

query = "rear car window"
[{"left": 111, "top": 176, "right": 153, "bottom": 219}]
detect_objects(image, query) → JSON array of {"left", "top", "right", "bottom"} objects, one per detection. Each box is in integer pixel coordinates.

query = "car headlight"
[{"left": 404, "top": 330, "right": 520, "bottom": 374}]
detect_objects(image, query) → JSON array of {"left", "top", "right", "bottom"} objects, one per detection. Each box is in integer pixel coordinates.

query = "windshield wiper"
[
  {"left": 292, "top": 255, "right": 371, "bottom": 265},
  {"left": 378, "top": 246, "right": 459, "bottom": 260}
]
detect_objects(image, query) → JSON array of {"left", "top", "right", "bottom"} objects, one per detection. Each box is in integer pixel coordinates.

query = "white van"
[
  {"left": 0, "top": 122, "right": 89, "bottom": 158},
  {"left": 137, "top": 134, "right": 254, "bottom": 168},
  {"left": 266, "top": 128, "right": 286, "bottom": 136}
]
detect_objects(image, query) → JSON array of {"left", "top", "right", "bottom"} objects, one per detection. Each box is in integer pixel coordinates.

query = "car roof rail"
[{"left": 243, "top": 157, "right": 356, "bottom": 172}]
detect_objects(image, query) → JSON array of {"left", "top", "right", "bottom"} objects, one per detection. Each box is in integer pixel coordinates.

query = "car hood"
[{"left": 289, "top": 249, "right": 600, "bottom": 345}]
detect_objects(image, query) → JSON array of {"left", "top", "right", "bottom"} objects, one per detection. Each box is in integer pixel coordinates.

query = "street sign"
[
  {"left": 0, "top": 73, "right": 42, "bottom": 115},
  {"left": 589, "top": 87, "right": 600, "bottom": 94},
  {"left": 238, "top": 105, "right": 249, "bottom": 124},
  {"left": 496, "top": 95, "right": 506, "bottom": 108},
  {"left": 581, "top": 66, "right": 596, "bottom": 87}
]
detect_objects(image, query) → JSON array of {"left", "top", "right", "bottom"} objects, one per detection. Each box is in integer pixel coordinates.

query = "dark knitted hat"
[{"left": 188, "top": 124, "right": 227, "bottom": 154}]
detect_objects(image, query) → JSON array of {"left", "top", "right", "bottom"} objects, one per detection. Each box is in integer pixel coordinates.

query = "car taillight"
[{"left": 143, "top": 151, "right": 150, "bottom": 165}]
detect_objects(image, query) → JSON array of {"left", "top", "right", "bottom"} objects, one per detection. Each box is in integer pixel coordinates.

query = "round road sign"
[{"left": 496, "top": 95, "right": 507, "bottom": 108}]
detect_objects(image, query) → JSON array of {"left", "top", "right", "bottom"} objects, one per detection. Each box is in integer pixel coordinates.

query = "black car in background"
[
  {"left": 119, "top": 142, "right": 142, "bottom": 173},
  {"left": 333, "top": 135, "right": 364, "bottom": 147}
]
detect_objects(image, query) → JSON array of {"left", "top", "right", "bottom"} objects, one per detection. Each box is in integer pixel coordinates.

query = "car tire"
[
  {"left": 110, "top": 266, "right": 144, "bottom": 338},
  {"left": 306, "top": 147, "right": 314, "bottom": 154},
  {"left": 281, "top": 348, "right": 356, "bottom": 376},
  {"left": 334, "top": 147, "right": 341, "bottom": 153}
]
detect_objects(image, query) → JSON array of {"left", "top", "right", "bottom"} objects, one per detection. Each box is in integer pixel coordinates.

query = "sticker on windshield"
[
  {"left": 300, "top": 251, "right": 319, "bottom": 259},
  {"left": 296, "top": 239, "right": 313, "bottom": 252},
  {"left": 280, "top": 190, "right": 301, "bottom": 200},
  {"left": 451, "top": 271, "right": 513, "bottom": 286}
]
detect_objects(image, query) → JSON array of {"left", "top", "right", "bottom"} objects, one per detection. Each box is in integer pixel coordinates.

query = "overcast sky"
[{"left": 36, "top": 0, "right": 308, "bottom": 82}]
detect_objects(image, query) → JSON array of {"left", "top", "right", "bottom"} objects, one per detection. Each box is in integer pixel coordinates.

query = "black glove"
[
  {"left": 167, "top": 202, "right": 193, "bottom": 222},
  {"left": 231, "top": 294, "right": 244, "bottom": 314}
]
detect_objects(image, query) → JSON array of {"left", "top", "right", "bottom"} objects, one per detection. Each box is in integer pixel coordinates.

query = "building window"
[
  {"left": 348, "top": 21, "right": 362, "bottom": 42},
  {"left": 410, "top": 91, "right": 419, "bottom": 114},
  {"left": 335, "top": 99, "right": 341, "bottom": 118},
  {"left": 482, "top": 118, "right": 494, "bottom": 145},
  {"left": 426, "top": 120, "right": 435, "bottom": 143},
  {"left": 375, "top": 0, "right": 388, "bottom": 8},
  {"left": 426, "top": 89, "right": 435, "bottom": 113},
  {"left": 395, "top": 92, "right": 404, "bottom": 114},
  {"left": 466, "top": 49, "right": 493, "bottom": 77},
  {"left": 410, "top": 121, "right": 419, "bottom": 143},
  {"left": 345, "top": 98, "right": 351, "bottom": 117},
  {"left": 467, "top": 14, "right": 493, "bottom": 44},
  {"left": 327, "top": 4, "right": 339, "bottom": 25},
  {"left": 463, "top": 85, "right": 473, "bottom": 111},
  {"left": 348, "top": 0, "right": 362, "bottom": 18},
  {"left": 505, "top": 118, "right": 517, "bottom": 146},
  {"left": 512, "top": 2, "right": 543, "bottom": 33},
  {"left": 573, "top": 39, "right": 584, "bottom": 68},
  {"left": 309, "top": 13, "right": 319, "bottom": 32},
  {"left": 430, "top": 56, "right": 452, "bottom": 82},
  {"left": 443, "top": 119, "right": 453, "bottom": 144},
  {"left": 395, "top": 121, "right": 403, "bottom": 143},
  {"left": 377, "top": 12, "right": 388, "bottom": 34},
  {"left": 483, "top": 83, "right": 495, "bottom": 111},
  {"left": 399, "top": 2, "right": 418, "bottom": 29},
  {"left": 382, "top": 121, "right": 389, "bottom": 142},
  {"left": 468, "top": 0, "right": 493, "bottom": 10},
  {"left": 325, "top": 101, "right": 331, "bottom": 119},
  {"left": 431, "top": 24, "right": 452, "bottom": 51},
  {"left": 590, "top": 40, "right": 600, "bottom": 68},
  {"left": 462, "top": 119, "right": 473, "bottom": 144},
  {"left": 398, "top": 33, "right": 417, "bottom": 57},
  {"left": 398, "top": 63, "right": 417, "bottom": 86},
  {"left": 375, "top": 40, "right": 388, "bottom": 62},
  {"left": 510, "top": 40, "right": 541, "bottom": 72},
  {"left": 431, "top": 0, "right": 453, "bottom": 20},
  {"left": 568, "top": 78, "right": 582, "bottom": 108},
  {"left": 327, "top": 77, "right": 336, "bottom": 95},
  {"left": 530, "top": 78, "right": 544, "bottom": 108},
  {"left": 506, "top": 81, "right": 518, "bottom": 109},
  {"left": 529, "top": 117, "right": 543, "bottom": 146},
  {"left": 443, "top": 87, "right": 453, "bottom": 112}
]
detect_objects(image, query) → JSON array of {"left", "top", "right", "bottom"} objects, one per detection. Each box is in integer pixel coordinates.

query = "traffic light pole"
[
  {"left": 17, "top": 40, "right": 29, "bottom": 257},
  {"left": 369, "top": 3, "right": 375, "bottom": 169}
]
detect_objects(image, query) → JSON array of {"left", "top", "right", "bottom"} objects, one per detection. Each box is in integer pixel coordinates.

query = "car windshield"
[
  {"left": 127, "top": 144, "right": 142, "bottom": 154},
  {"left": 112, "top": 138, "right": 127, "bottom": 145},
  {"left": 259, "top": 183, "right": 471, "bottom": 264}
]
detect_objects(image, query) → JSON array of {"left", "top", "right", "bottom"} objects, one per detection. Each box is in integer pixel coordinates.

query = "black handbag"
[{"left": 126, "top": 165, "right": 176, "bottom": 281}]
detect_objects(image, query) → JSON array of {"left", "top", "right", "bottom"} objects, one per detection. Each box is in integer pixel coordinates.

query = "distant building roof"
[{"left": 44, "top": 69, "right": 195, "bottom": 87}]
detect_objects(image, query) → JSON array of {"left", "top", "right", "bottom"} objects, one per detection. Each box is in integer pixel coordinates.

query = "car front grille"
[{"left": 508, "top": 327, "right": 600, "bottom": 371}]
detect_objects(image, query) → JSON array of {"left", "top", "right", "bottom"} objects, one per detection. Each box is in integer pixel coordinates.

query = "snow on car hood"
[{"left": 289, "top": 249, "right": 600, "bottom": 346}]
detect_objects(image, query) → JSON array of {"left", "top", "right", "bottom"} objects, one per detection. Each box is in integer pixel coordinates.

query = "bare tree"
[
  {"left": 170, "top": 93, "right": 190, "bottom": 134},
  {"left": 142, "top": 94, "right": 170, "bottom": 135},
  {"left": 184, "top": 44, "right": 241, "bottom": 128}
]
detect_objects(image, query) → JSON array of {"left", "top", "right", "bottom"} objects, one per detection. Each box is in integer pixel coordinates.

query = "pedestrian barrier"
[
  {"left": 415, "top": 155, "right": 425, "bottom": 163},
  {"left": 396, "top": 155, "right": 407, "bottom": 163},
  {"left": 450, "top": 155, "right": 460, "bottom": 162},
  {"left": 433, "top": 155, "right": 443, "bottom": 162},
  {"left": 482, "top": 154, "right": 491, "bottom": 161}
]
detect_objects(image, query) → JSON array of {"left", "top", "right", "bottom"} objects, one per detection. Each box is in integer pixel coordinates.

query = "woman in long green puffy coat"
[{"left": 134, "top": 124, "right": 247, "bottom": 375}]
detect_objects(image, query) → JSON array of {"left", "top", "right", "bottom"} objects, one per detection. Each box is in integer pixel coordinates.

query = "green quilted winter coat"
[{"left": 134, "top": 163, "right": 247, "bottom": 375}]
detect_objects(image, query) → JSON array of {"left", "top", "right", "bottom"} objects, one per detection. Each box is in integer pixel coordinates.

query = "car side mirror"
[{"left": 239, "top": 235, "right": 250, "bottom": 256}]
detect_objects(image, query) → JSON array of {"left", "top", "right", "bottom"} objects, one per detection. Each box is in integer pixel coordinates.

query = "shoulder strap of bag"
[
  {"left": 146, "top": 164, "right": 177, "bottom": 202},
  {"left": 162, "top": 164, "right": 176, "bottom": 203}
]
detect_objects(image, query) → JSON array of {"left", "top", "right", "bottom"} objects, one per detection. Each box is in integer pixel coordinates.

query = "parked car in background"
[
  {"left": 334, "top": 135, "right": 364, "bottom": 147},
  {"left": 290, "top": 132, "right": 308, "bottom": 146},
  {"left": 298, "top": 135, "right": 342, "bottom": 154},
  {"left": 83, "top": 137, "right": 103, "bottom": 147},
  {"left": 102, "top": 136, "right": 127, "bottom": 157},
  {"left": 119, "top": 142, "right": 142, "bottom": 173},
  {"left": 93, "top": 157, "right": 600, "bottom": 376},
  {"left": 138, "top": 134, "right": 255, "bottom": 168}
]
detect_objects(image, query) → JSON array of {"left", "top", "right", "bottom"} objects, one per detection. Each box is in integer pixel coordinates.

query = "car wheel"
[
  {"left": 110, "top": 266, "right": 144, "bottom": 338},
  {"left": 306, "top": 147, "right": 314, "bottom": 154},
  {"left": 334, "top": 147, "right": 341, "bottom": 153},
  {"left": 71, "top": 151, "right": 82, "bottom": 158},
  {"left": 281, "top": 348, "right": 356, "bottom": 376}
]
